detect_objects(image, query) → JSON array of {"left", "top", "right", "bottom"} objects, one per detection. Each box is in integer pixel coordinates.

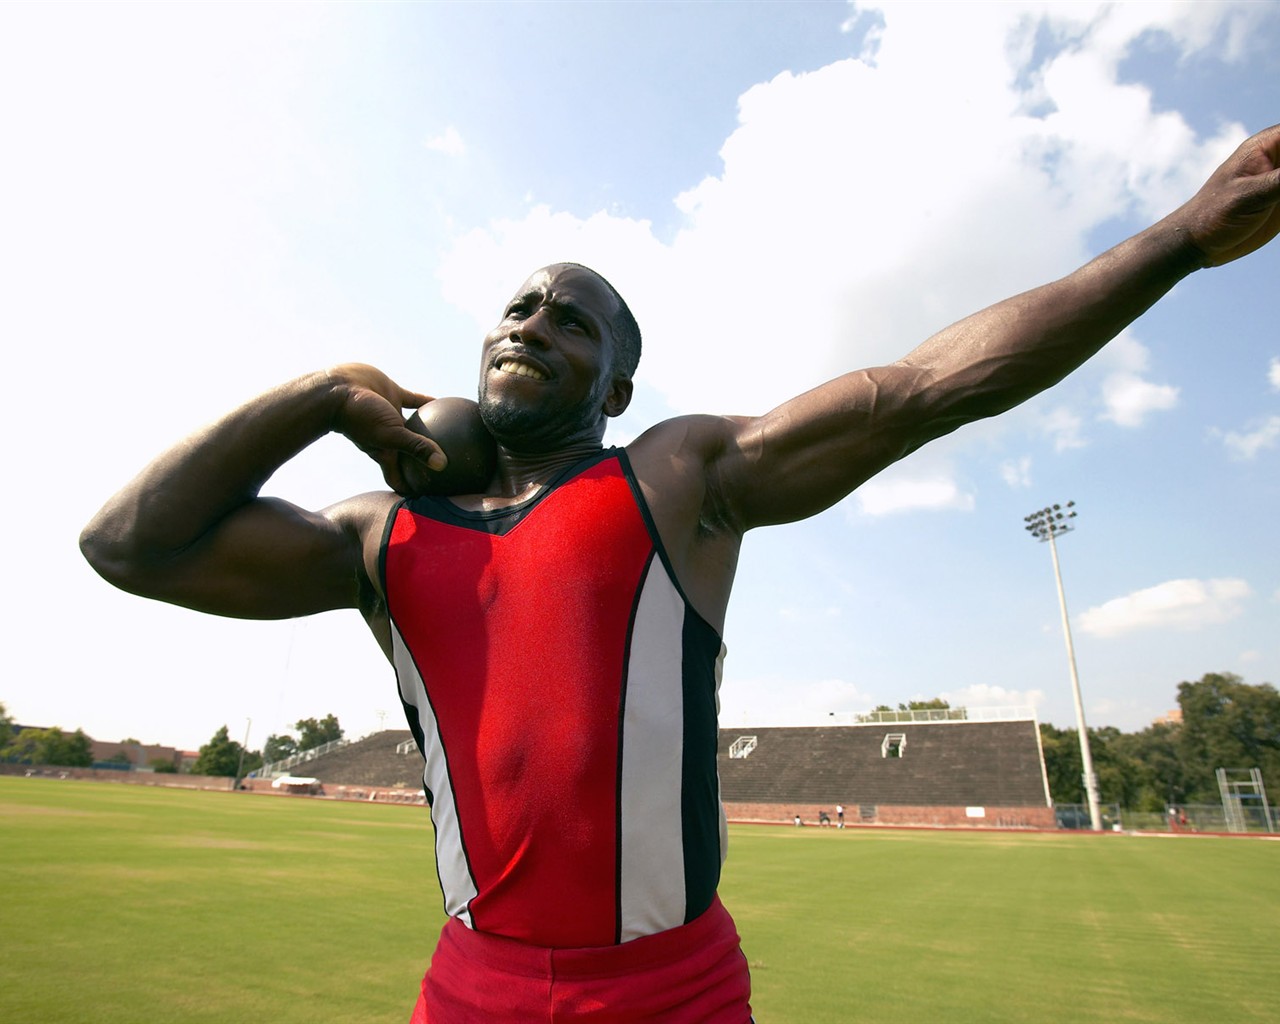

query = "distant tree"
[
  {"left": 1110, "top": 723, "right": 1188, "bottom": 812},
  {"left": 5, "top": 727, "right": 93, "bottom": 767},
  {"left": 1040, "top": 723, "right": 1153, "bottom": 808},
  {"left": 295, "top": 715, "right": 343, "bottom": 752},
  {"left": 103, "top": 751, "right": 132, "bottom": 766},
  {"left": 0, "top": 701, "right": 13, "bottom": 750},
  {"left": 1040, "top": 675, "right": 1280, "bottom": 812},
  {"left": 6, "top": 729, "right": 38, "bottom": 765},
  {"left": 192, "top": 726, "right": 244, "bottom": 777},
  {"left": 1039, "top": 723, "right": 1083, "bottom": 805},
  {"left": 148, "top": 757, "right": 178, "bottom": 773},
  {"left": 263, "top": 733, "right": 298, "bottom": 763},
  {"left": 240, "top": 748, "right": 264, "bottom": 777},
  {"left": 899, "top": 698, "right": 951, "bottom": 711},
  {"left": 120, "top": 737, "right": 141, "bottom": 745},
  {"left": 54, "top": 728, "right": 92, "bottom": 767},
  {"left": 1177, "top": 673, "right": 1280, "bottom": 802}
]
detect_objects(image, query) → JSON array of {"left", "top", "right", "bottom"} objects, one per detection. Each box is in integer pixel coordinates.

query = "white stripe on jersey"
[
  {"left": 392, "top": 621, "right": 477, "bottom": 929},
  {"left": 618, "top": 561, "right": 689, "bottom": 942}
]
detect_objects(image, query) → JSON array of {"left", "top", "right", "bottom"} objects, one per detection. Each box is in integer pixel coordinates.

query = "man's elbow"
[{"left": 79, "top": 513, "right": 153, "bottom": 595}]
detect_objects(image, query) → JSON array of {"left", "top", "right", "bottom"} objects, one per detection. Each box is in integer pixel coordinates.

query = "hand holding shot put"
[
  {"left": 400, "top": 397, "right": 497, "bottom": 497},
  {"left": 81, "top": 122, "right": 1280, "bottom": 1023}
]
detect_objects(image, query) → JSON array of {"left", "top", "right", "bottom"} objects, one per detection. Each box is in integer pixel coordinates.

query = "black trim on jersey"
[
  {"left": 616, "top": 448, "right": 722, "bottom": 645},
  {"left": 379, "top": 499, "right": 427, "bottom": 758},
  {"left": 380, "top": 498, "right": 482, "bottom": 924},
  {"left": 402, "top": 448, "right": 617, "bottom": 536},
  {"left": 613, "top": 548, "right": 658, "bottom": 945},
  {"left": 680, "top": 610, "right": 723, "bottom": 924},
  {"left": 376, "top": 496, "right": 408, "bottom": 625}
]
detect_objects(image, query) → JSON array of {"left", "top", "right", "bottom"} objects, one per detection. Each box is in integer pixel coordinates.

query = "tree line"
[
  {"left": 1040, "top": 672, "right": 1279, "bottom": 809},
  {"left": 0, "top": 703, "right": 345, "bottom": 780},
  {"left": 177, "top": 714, "right": 348, "bottom": 778}
]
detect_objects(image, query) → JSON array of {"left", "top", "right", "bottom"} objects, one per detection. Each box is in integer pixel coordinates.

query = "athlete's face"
[{"left": 478, "top": 265, "right": 632, "bottom": 451}]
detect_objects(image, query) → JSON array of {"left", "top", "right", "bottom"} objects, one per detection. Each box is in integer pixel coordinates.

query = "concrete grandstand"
[
  {"left": 719, "top": 708, "right": 1053, "bottom": 828},
  {"left": 279, "top": 707, "right": 1053, "bottom": 828}
]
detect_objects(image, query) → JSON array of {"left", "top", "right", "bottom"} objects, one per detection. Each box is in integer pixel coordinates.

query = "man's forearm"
[{"left": 899, "top": 215, "right": 1207, "bottom": 433}]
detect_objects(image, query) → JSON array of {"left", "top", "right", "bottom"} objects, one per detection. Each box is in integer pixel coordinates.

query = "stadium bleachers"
[
  {"left": 293, "top": 719, "right": 1052, "bottom": 826},
  {"left": 290, "top": 730, "right": 423, "bottom": 788},
  {"left": 717, "top": 720, "right": 1052, "bottom": 826}
]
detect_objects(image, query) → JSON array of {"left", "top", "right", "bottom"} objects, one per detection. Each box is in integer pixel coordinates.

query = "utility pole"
[
  {"left": 235, "top": 716, "right": 252, "bottom": 790},
  {"left": 1024, "top": 502, "right": 1102, "bottom": 832}
]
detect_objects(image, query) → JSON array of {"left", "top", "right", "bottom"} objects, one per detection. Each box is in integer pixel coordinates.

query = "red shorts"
[{"left": 410, "top": 896, "right": 753, "bottom": 1023}]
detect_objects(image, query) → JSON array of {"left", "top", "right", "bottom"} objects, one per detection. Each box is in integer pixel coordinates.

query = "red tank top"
[{"left": 381, "top": 449, "right": 727, "bottom": 948}]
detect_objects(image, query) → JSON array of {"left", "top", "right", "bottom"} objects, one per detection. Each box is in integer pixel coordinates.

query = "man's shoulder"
[
  {"left": 622, "top": 413, "right": 751, "bottom": 535},
  {"left": 624, "top": 412, "right": 746, "bottom": 464},
  {"left": 325, "top": 489, "right": 403, "bottom": 538}
]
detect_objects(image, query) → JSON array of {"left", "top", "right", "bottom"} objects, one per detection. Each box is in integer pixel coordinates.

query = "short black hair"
[{"left": 565, "top": 263, "right": 642, "bottom": 380}]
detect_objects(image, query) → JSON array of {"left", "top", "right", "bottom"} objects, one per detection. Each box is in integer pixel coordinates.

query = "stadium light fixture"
[{"left": 1024, "top": 501, "right": 1103, "bottom": 832}]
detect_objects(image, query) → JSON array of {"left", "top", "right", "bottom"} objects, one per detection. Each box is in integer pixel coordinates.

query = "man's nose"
[{"left": 511, "top": 307, "right": 553, "bottom": 347}]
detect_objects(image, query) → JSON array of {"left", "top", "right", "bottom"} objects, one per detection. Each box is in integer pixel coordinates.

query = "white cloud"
[
  {"left": 1097, "top": 334, "right": 1178, "bottom": 426},
  {"left": 1214, "top": 415, "right": 1280, "bottom": 461},
  {"left": 855, "top": 474, "right": 974, "bottom": 517},
  {"left": 438, "top": 3, "right": 1251, "bottom": 423},
  {"left": 1269, "top": 357, "right": 1280, "bottom": 392},
  {"left": 940, "top": 683, "right": 1045, "bottom": 713},
  {"left": 1040, "top": 407, "right": 1087, "bottom": 452},
  {"left": 424, "top": 126, "right": 466, "bottom": 157},
  {"left": 718, "top": 675, "right": 873, "bottom": 727},
  {"left": 1100, "top": 373, "right": 1180, "bottom": 426},
  {"left": 1078, "top": 578, "right": 1252, "bottom": 638},
  {"left": 1000, "top": 457, "right": 1033, "bottom": 489}
]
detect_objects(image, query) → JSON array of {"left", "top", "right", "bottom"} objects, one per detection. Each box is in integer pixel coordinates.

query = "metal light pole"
[
  {"left": 235, "top": 717, "right": 252, "bottom": 790},
  {"left": 1024, "top": 502, "right": 1102, "bottom": 832}
]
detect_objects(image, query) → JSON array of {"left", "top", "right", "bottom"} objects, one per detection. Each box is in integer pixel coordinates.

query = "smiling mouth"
[{"left": 496, "top": 358, "right": 549, "bottom": 381}]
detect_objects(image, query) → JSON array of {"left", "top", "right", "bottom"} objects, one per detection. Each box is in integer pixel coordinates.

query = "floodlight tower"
[
  {"left": 1024, "top": 502, "right": 1102, "bottom": 832},
  {"left": 235, "top": 716, "right": 252, "bottom": 789}
]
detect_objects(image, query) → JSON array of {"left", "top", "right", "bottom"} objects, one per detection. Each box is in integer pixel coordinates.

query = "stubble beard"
[{"left": 477, "top": 375, "right": 609, "bottom": 454}]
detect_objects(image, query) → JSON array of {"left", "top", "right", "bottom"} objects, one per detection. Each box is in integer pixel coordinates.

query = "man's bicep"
[{"left": 113, "top": 497, "right": 372, "bottom": 620}]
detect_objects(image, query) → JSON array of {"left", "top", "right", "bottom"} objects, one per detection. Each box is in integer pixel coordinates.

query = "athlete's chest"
[{"left": 387, "top": 458, "right": 654, "bottom": 606}]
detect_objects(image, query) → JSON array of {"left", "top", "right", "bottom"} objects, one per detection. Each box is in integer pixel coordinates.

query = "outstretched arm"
[
  {"left": 711, "top": 122, "right": 1280, "bottom": 530},
  {"left": 80, "top": 364, "right": 440, "bottom": 619}
]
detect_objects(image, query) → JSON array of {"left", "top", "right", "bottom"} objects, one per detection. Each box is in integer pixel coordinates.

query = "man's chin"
[
  {"left": 477, "top": 393, "right": 534, "bottom": 438},
  {"left": 478, "top": 394, "right": 604, "bottom": 454}
]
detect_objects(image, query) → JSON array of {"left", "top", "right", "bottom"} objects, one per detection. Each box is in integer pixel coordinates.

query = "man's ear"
[{"left": 604, "top": 376, "right": 633, "bottom": 418}]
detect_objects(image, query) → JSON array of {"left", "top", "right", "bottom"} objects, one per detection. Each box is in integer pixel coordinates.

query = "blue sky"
[{"left": 2, "top": 1, "right": 1276, "bottom": 752}]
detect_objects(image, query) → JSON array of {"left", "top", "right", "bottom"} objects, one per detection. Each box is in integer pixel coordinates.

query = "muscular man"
[{"left": 81, "top": 124, "right": 1280, "bottom": 1021}]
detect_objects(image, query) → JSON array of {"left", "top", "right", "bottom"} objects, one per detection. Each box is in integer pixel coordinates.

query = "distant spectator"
[
  {"left": 818, "top": 810, "right": 831, "bottom": 826},
  {"left": 836, "top": 803, "right": 845, "bottom": 828},
  {"left": 793, "top": 814, "right": 802, "bottom": 827}
]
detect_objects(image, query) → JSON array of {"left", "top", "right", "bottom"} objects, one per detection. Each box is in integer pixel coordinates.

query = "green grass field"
[{"left": 2, "top": 777, "right": 1276, "bottom": 1023}]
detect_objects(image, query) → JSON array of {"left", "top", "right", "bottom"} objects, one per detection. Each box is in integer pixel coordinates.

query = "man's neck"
[{"left": 460, "top": 441, "right": 605, "bottom": 511}]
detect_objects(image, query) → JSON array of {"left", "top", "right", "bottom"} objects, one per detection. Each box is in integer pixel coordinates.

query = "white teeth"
[{"left": 498, "top": 360, "right": 548, "bottom": 381}]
